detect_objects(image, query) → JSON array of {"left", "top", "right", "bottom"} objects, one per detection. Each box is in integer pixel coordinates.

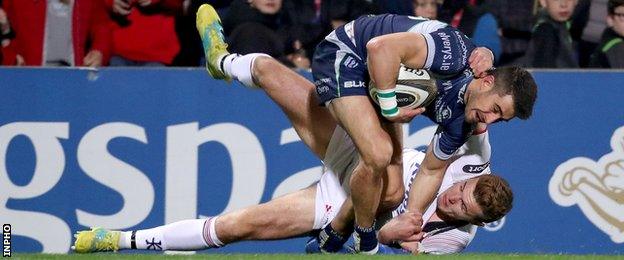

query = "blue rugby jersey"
[
  {"left": 425, "top": 71, "right": 476, "bottom": 160},
  {"left": 331, "top": 14, "right": 477, "bottom": 160}
]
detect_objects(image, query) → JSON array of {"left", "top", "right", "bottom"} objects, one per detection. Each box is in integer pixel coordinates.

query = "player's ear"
[{"left": 480, "top": 74, "right": 495, "bottom": 92}]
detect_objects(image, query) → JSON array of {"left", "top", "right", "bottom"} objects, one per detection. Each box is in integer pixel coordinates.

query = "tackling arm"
[{"left": 407, "top": 140, "right": 449, "bottom": 213}]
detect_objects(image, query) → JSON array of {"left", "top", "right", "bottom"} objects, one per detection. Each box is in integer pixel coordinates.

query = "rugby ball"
[{"left": 369, "top": 65, "right": 437, "bottom": 109}]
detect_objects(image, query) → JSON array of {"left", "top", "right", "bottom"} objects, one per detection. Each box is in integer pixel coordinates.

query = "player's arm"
[
  {"left": 367, "top": 32, "right": 495, "bottom": 89},
  {"left": 366, "top": 32, "right": 428, "bottom": 91},
  {"left": 406, "top": 140, "right": 449, "bottom": 213},
  {"left": 366, "top": 32, "right": 428, "bottom": 122},
  {"left": 378, "top": 211, "right": 424, "bottom": 245}
]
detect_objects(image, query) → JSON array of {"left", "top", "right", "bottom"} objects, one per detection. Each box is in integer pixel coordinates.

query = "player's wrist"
[{"left": 377, "top": 88, "right": 399, "bottom": 117}]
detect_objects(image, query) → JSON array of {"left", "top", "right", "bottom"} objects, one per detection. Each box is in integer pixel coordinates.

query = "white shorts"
[{"left": 312, "top": 126, "right": 359, "bottom": 229}]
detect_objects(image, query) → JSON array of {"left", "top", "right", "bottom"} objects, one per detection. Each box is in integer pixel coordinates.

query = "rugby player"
[
  {"left": 73, "top": 15, "right": 512, "bottom": 252},
  {"left": 73, "top": 127, "right": 511, "bottom": 254},
  {"left": 192, "top": 4, "right": 535, "bottom": 254}
]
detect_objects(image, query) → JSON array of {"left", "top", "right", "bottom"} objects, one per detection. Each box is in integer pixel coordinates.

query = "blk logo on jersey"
[{"left": 344, "top": 81, "right": 365, "bottom": 88}]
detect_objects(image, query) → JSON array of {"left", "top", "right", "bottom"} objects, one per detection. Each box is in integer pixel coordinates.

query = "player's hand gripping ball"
[{"left": 369, "top": 65, "right": 438, "bottom": 109}]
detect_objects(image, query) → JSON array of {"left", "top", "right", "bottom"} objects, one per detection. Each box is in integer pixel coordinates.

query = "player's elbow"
[{"left": 420, "top": 164, "right": 446, "bottom": 178}]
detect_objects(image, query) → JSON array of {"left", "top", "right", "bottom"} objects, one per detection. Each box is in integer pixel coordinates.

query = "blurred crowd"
[{"left": 0, "top": 0, "right": 623, "bottom": 69}]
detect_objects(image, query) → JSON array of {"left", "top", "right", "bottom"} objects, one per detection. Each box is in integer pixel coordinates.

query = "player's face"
[
  {"left": 436, "top": 178, "right": 484, "bottom": 223},
  {"left": 608, "top": 6, "right": 624, "bottom": 37},
  {"left": 464, "top": 88, "right": 515, "bottom": 125},
  {"left": 540, "top": 0, "right": 578, "bottom": 22}
]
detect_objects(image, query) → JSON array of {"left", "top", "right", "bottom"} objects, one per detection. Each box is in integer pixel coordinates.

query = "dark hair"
[
  {"left": 608, "top": 0, "right": 624, "bottom": 14},
  {"left": 487, "top": 67, "right": 538, "bottom": 120},
  {"left": 473, "top": 174, "right": 513, "bottom": 223}
]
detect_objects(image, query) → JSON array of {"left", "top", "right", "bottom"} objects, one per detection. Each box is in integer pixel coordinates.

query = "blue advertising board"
[{"left": 0, "top": 68, "right": 622, "bottom": 254}]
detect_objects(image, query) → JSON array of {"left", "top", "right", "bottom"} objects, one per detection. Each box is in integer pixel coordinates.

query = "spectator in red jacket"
[
  {"left": 0, "top": 6, "right": 10, "bottom": 62},
  {"left": 1, "top": 0, "right": 111, "bottom": 67},
  {"left": 106, "top": 0, "right": 183, "bottom": 66}
]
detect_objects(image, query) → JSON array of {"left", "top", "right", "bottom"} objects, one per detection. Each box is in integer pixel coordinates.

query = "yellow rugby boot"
[
  {"left": 72, "top": 227, "right": 120, "bottom": 253},
  {"left": 196, "top": 4, "right": 231, "bottom": 81}
]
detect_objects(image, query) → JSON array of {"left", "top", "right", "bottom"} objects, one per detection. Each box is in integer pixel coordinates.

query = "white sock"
[
  {"left": 203, "top": 216, "right": 224, "bottom": 248},
  {"left": 220, "top": 53, "right": 270, "bottom": 88},
  {"left": 118, "top": 219, "right": 210, "bottom": 251}
]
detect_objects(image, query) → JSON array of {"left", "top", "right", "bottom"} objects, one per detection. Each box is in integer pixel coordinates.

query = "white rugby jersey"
[
  {"left": 391, "top": 130, "right": 491, "bottom": 254},
  {"left": 319, "top": 127, "right": 491, "bottom": 254}
]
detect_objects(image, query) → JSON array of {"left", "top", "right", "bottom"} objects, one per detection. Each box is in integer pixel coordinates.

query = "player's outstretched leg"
[
  {"left": 72, "top": 219, "right": 221, "bottom": 253},
  {"left": 196, "top": 4, "right": 268, "bottom": 88}
]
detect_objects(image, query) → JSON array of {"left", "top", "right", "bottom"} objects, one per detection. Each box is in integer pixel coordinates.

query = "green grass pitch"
[{"left": 10, "top": 254, "right": 624, "bottom": 260}]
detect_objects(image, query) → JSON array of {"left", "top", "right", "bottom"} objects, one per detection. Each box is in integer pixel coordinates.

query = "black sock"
[
  {"left": 318, "top": 224, "right": 348, "bottom": 252},
  {"left": 354, "top": 224, "right": 378, "bottom": 253}
]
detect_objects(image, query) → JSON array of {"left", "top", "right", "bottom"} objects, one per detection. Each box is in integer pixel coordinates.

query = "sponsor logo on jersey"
[
  {"left": 315, "top": 78, "right": 332, "bottom": 94},
  {"left": 343, "top": 56, "right": 358, "bottom": 69},
  {"left": 457, "top": 84, "right": 467, "bottom": 104},
  {"left": 321, "top": 204, "right": 335, "bottom": 227},
  {"left": 442, "top": 80, "right": 453, "bottom": 92},
  {"left": 317, "top": 85, "right": 330, "bottom": 94},
  {"left": 344, "top": 81, "right": 366, "bottom": 88},
  {"left": 436, "top": 106, "right": 452, "bottom": 122},
  {"left": 549, "top": 126, "right": 624, "bottom": 243},
  {"left": 454, "top": 31, "right": 468, "bottom": 65},
  {"left": 462, "top": 161, "right": 490, "bottom": 174},
  {"left": 438, "top": 32, "right": 452, "bottom": 71}
]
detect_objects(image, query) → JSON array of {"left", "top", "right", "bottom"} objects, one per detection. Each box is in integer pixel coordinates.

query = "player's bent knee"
[
  {"left": 360, "top": 142, "right": 393, "bottom": 172},
  {"left": 252, "top": 56, "right": 281, "bottom": 79}
]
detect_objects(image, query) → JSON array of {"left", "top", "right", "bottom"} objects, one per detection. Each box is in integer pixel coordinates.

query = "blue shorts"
[{"left": 311, "top": 39, "right": 369, "bottom": 106}]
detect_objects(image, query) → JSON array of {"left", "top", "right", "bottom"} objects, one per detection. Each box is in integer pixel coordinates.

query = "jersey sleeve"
[
  {"left": 446, "top": 130, "right": 492, "bottom": 181},
  {"left": 418, "top": 225, "right": 476, "bottom": 254},
  {"left": 431, "top": 119, "right": 473, "bottom": 161},
  {"left": 421, "top": 27, "right": 476, "bottom": 77}
]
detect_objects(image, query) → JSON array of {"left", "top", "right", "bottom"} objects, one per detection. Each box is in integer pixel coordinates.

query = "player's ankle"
[
  {"left": 227, "top": 53, "right": 270, "bottom": 88},
  {"left": 118, "top": 231, "right": 132, "bottom": 249},
  {"left": 318, "top": 224, "right": 348, "bottom": 252},
  {"left": 354, "top": 223, "right": 378, "bottom": 253}
]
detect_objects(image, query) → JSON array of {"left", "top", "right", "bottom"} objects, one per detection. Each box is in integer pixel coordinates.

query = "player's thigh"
[
  {"left": 253, "top": 57, "right": 336, "bottom": 159},
  {"left": 255, "top": 186, "right": 317, "bottom": 235},
  {"left": 313, "top": 40, "right": 395, "bottom": 163},
  {"left": 217, "top": 186, "right": 316, "bottom": 240},
  {"left": 328, "top": 96, "right": 393, "bottom": 167}
]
